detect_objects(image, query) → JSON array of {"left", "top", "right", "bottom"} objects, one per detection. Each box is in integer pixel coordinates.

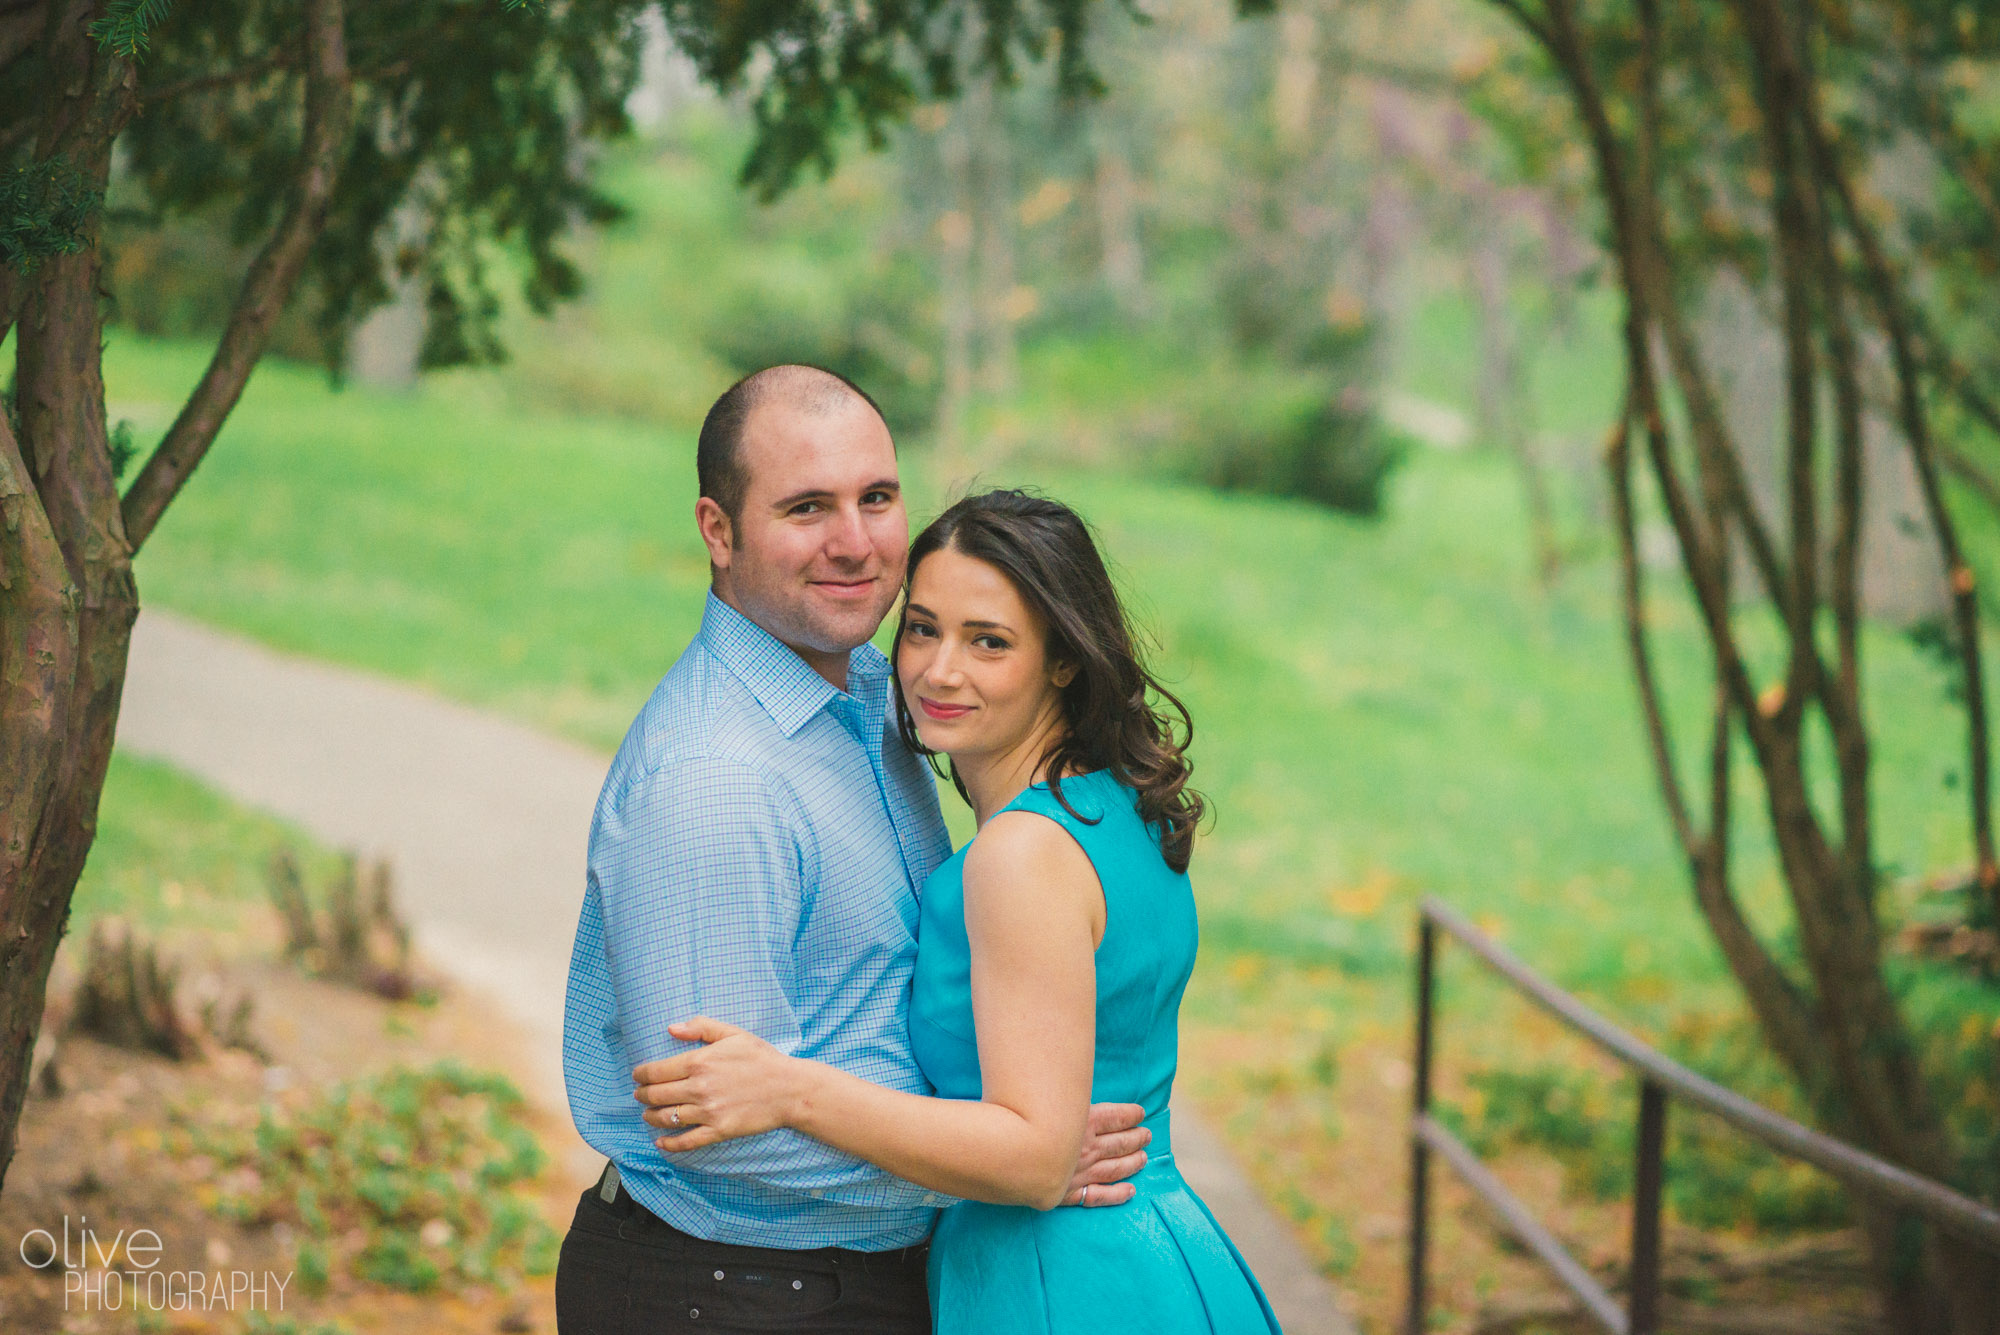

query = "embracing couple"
[{"left": 556, "top": 364, "right": 1280, "bottom": 1334}]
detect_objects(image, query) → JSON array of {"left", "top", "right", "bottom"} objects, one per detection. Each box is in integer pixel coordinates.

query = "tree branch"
[
  {"left": 139, "top": 6, "right": 482, "bottom": 109},
  {"left": 1806, "top": 89, "right": 2000, "bottom": 917},
  {"left": 1735, "top": 0, "right": 1878, "bottom": 896},
  {"left": 1607, "top": 408, "right": 1696, "bottom": 856},
  {"left": 1603, "top": 0, "right": 1796, "bottom": 632},
  {"left": 1735, "top": 0, "right": 1820, "bottom": 731},
  {"left": 1790, "top": 10, "right": 1869, "bottom": 891},
  {"left": 0, "top": 407, "right": 77, "bottom": 902},
  {"left": 1907, "top": 330, "right": 2000, "bottom": 516},
  {"left": 1486, "top": 0, "right": 1552, "bottom": 49},
  {"left": 1529, "top": 0, "right": 1773, "bottom": 754},
  {"left": 1526, "top": 0, "right": 1882, "bottom": 1134},
  {"left": 1941, "top": 442, "right": 2000, "bottom": 516},
  {"left": 121, "top": 0, "right": 353, "bottom": 553},
  {"left": 141, "top": 48, "right": 290, "bottom": 106},
  {"left": 1608, "top": 399, "right": 1825, "bottom": 1091}
]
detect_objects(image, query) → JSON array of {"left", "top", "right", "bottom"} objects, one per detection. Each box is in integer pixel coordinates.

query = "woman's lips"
[{"left": 918, "top": 697, "right": 973, "bottom": 721}]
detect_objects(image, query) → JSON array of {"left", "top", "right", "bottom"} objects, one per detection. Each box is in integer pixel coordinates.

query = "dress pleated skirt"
[{"left": 927, "top": 1149, "right": 1283, "bottom": 1334}]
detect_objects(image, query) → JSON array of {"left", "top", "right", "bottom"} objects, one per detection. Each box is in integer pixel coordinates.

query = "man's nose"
[{"left": 820, "top": 505, "right": 872, "bottom": 560}]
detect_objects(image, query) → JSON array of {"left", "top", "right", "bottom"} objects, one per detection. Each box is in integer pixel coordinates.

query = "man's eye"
[
  {"left": 864, "top": 490, "right": 896, "bottom": 505},
  {"left": 790, "top": 502, "right": 822, "bottom": 516}
]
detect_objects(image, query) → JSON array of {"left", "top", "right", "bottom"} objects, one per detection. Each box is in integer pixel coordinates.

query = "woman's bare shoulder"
[{"left": 964, "top": 808, "right": 1098, "bottom": 896}]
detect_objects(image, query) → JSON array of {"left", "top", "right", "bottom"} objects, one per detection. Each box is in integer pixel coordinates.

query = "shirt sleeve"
[{"left": 591, "top": 758, "right": 952, "bottom": 1210}]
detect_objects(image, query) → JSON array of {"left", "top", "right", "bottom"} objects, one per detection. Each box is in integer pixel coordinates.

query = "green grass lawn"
[{"left": 73, "top": 753, "right": 337, "bottom": 938}]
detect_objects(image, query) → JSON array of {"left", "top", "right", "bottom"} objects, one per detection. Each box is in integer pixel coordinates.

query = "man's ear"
[{"left": 695, "top": 496, "right": 735, "bottom": 569}]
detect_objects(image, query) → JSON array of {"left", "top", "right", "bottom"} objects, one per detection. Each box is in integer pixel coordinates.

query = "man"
[{"left": 557, "top": 365, "right": 1150, "bottom": 1334}]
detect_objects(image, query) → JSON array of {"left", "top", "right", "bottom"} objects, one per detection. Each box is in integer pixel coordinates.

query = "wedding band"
[
  {"left": 669, "top": 1107, "right": 682, "bottom": 1127},
  {"left": 1080, "top": 1184, "right": 1091, "bottom": 1206}
]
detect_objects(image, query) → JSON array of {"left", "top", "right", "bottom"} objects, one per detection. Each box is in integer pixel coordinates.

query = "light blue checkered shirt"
[{"left": 563, "top": 591, "right": 956, "bottom": 1250}]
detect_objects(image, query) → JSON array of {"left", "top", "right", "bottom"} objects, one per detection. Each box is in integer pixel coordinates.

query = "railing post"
[
  {"left": 1406, "top": 913, "right": 1437, "bottom": 1335},
  {"left": 1629, "top": 1078, "right": 1667, "bottom": 1334}
]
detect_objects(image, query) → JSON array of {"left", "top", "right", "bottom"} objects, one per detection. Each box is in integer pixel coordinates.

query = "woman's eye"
[
  {"left": 905, "top": 622, "right": 937, "bottom": 639},
  {"left": 974, "top": 635, "right": 1009, "bottom": 651}
]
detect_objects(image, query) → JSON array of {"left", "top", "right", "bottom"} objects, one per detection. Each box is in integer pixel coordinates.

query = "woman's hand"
[{"left": 632, "top": 1017, "right": 806, "bottom": 1152}]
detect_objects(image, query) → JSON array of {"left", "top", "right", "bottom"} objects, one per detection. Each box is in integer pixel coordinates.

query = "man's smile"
[{"left": 809, "top": 575, "right": 879, "bottom": 600}]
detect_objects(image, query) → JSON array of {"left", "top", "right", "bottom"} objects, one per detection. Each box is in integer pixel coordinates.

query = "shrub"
[
  {"left": 1150, "top": 366, "right": 1405, "bottom": 517},
  {"left": 175, "top": 1061, "right": 558, "bottom": 1296},
  {"left": 700, "top": 277, "right": 939, "bottom": 438},
  {"left": 1445, "top": 1014, "right": 1851, "bottom": 1235}
]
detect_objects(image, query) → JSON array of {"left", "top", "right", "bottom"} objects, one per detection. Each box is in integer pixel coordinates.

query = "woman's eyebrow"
[{"left": 904, "top": 604, "right": 1015, "bottom": 636}]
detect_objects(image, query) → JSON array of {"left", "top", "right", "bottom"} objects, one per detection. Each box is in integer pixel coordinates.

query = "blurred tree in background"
[{"left": 1468, "top": 0, "right": 2000, "bottom": 1328}]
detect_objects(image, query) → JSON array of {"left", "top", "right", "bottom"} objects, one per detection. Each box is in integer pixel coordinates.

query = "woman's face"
[{"left": 897, "top": 546, "right": 1072, "bottom": 764}]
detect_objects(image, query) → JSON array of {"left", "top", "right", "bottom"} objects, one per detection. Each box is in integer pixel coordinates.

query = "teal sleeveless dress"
[{"left": 909, "top": 770, "right": 1282, "bottom": 1333}]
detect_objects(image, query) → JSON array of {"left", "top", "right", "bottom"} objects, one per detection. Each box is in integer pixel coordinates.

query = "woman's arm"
[{"left": 633, "top": 810, "right": 1104, "bottom": 1210}]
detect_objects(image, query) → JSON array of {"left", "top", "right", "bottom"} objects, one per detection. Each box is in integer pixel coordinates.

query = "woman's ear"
[{"left": 1051, "top": 662, "right": 1078, "bottom": 689}]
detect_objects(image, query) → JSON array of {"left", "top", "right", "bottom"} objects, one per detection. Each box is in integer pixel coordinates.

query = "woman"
[{"left": 631, "top": 490, "right": 1280, "bottom": 1333}]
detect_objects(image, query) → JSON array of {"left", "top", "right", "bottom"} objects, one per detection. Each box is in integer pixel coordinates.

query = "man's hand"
[{"left": 1063, "top": 1102, "right": 1150, "bottom": 1207}]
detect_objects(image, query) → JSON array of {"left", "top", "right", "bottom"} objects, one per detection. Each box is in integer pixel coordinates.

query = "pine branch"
[
  {"left": 89, "top": 0, "right": 172, "bottom": 59},
  {"left": 0, "top": 157, "right": 102, "bottom": 274}
]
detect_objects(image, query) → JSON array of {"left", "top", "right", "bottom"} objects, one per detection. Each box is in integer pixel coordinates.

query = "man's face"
[{"left": 701, "top": 397, "right": 907, "bottom": 677}]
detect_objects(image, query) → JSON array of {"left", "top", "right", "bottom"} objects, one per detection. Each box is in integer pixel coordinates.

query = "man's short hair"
[{"left": 697, "top": 365, "right": 888, "bottom": 525}]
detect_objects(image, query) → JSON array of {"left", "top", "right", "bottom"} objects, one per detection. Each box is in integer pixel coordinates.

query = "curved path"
[{"left": 117, "top": 607, "right": 1357, "bottom": 1334}]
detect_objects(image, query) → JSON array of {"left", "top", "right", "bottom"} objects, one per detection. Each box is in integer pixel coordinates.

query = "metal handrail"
[{"left": 1406, "top": 894, "right": 2000, "bottom": 1335}]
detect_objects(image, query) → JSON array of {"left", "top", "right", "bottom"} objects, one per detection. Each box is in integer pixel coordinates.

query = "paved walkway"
[{"left": 117, "top": 608, "right": 1357, "bottom": 1334}]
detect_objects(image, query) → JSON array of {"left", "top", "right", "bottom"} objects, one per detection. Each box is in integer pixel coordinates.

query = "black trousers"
[{"left": 555, "top": 1180, "right": 932, "bottom": 1335}]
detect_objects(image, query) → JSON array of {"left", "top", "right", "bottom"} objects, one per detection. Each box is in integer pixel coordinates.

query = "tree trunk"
[
  {"left": 0, "top": 0, "right": 140, "bottom": 1195},
  {"left": 1491, "top": 0, "right": 1996, "bottom": 1324},
  {"left": 0, "top": 0, "right": 350, "bottom": 1196}
]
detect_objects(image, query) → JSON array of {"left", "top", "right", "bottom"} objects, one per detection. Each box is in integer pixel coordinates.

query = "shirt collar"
[{"left": 699, "top": 591, "right": 889, "bottom": 738}]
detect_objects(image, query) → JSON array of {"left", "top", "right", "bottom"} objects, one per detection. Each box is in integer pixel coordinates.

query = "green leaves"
[
  {"left": 0, "top": 158, "right": 102, "bottom": 273},
  {"left": 176, "top": 1061, "right": 556, "bottom": 1297},
  {"left": 660, "top": 0, "right": 1112, "bottom": 197},
  {"left": 77, "top": 0, "right": 1119, "bottom": 371},
  {"left": 108, "top": 0, "right": 644, "bottom": 374},
  {"left": 90, "top": 0, "right": 176, "bottom": 59}
]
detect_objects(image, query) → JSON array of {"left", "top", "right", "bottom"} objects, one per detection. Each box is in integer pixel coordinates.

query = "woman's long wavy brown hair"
[{"left": 892, "top": 489, "right": 1206, "bottom": 873}]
